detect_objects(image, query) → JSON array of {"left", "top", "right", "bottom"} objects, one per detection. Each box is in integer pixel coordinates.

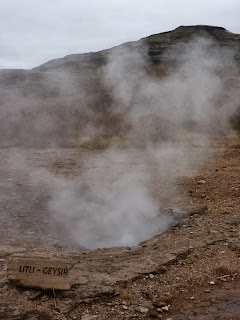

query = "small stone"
[
  {"left": 162, "top": 305, "right": 170, "bottom": 312},
  {"left": 139, "top": 306, "right": 149, "bottom": 313},
  {"left": 198, "top": 180, "right": 207, "bottom": 184},
  {"left": 205, "top": 290, "right": 211, "bottom": 293},
  {"left": 210, "top": 281, "right": 215, "bottom": 285},
  {"left": 149, "top": 274, "right": 154, "bottom": 279},
  {"left": 190, "top": 296, "right": 195, "bottom": 300},
  {"left": 122, "top": 305, "right": 128, "bottom": 310}
]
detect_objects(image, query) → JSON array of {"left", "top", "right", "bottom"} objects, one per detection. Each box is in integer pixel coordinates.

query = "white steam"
[
  {"left": 1, "top": 37, "right": 239, "bottom": 249},
  {"left": 48, "top": 171, "right": 172, "bottom": 249},
  {"left": 48, "top": 38, "right": 239, "bottom": 249}
]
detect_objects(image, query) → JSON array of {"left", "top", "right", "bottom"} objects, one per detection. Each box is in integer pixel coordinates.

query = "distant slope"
[
  {"left": 33, "top": 25, "right": 240, "bottom": 73},
  {"left": 0, "top": 25, "right": 239, "bottom": 147},
  {"left": 1, "top": 25, "right": 240, "bottom": 91}
]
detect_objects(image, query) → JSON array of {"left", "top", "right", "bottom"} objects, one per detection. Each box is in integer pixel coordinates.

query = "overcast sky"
[{"left": 0, "top": 0, "right": 239, "bottom": 69}]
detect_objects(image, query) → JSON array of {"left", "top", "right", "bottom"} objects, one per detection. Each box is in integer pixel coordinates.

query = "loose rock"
[
  {"left": 162, "top": 305, "right": 170, "bottom": 312},
  {"left": 198, "top": 180, "right": 207, "bottom": 184},
  {"left": 139, "top": 306, "right": 149, "bottom": 313}
]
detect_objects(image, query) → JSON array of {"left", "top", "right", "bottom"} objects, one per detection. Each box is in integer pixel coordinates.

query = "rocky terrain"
[
  {"left": 0, "top": 134, "right": 239, "bottom": 320},
  {"left": 0, "top": 25, "right": 240, "bottom": 319}
]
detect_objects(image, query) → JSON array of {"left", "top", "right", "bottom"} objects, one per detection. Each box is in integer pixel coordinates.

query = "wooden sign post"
[{"left": 8, "top": 255, "right": 75, "bottom": 290}]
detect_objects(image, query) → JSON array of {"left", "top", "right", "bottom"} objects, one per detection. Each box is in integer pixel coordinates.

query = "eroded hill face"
[
  {"left": 33, "top": 25, "right": 240, "bottom": 73},
  {"left": 0, "top": 25, "right": 239, "bottom": 148}
]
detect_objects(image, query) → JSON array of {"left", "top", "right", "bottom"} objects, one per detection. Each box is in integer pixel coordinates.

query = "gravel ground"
[{"left": 0, "top": 134, "right": 239, "bottom": 319}]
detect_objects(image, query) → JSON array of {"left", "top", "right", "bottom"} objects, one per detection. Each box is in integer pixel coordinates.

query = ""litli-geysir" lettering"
[{"left": 18, "top": 265, "right": 69, "bottom": 276}]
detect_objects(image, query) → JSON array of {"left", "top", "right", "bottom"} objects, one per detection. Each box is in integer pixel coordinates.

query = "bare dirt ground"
[{"left": 0, "top": 134, "right": 239, "bottom": 320}]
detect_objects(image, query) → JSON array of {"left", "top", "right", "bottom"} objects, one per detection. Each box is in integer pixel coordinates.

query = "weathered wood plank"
[{"left": 7, "top": 255, "right": 75, "bottom": 290}]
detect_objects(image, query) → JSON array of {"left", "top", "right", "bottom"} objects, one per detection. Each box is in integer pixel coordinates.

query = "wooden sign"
[{"left": 7, "top": 255, "right": 75, "bottom": 290}]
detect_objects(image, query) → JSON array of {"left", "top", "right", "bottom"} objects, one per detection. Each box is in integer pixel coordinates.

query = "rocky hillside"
[
  {"left": 1, "top": 25, "right": 240, "bottom": 89},
  {"left": 34, "top": 25, "right": 240, "bottom": 73},
  {"left": 0, "top": 25, "right": 239, "bottom": 147}
]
